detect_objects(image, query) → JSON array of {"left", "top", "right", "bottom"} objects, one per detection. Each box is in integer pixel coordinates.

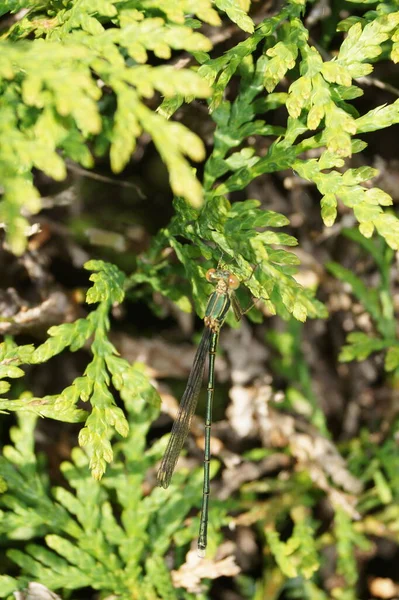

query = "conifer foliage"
[{"left": 0, "top": 0, "right": 398, "bottom": 598}]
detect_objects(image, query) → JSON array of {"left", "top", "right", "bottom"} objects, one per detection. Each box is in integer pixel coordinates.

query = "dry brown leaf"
[
  {"left": 252, "top": 388, "right": 363, "bottom": 517},
  {"left": 171, "top": 549, "right": 240, "bottom": 593},
  {"left": 369, "top": 576, "right": 399, "bottom": 599},
  {"left": 14, "top": 582, "right": 62, "bottom": 600},
  {"left": 0, "top": 291, "right": 79, "bottom": 335},
  {"left": 219, "top": 453, "right": 292, "bottom": 500}
]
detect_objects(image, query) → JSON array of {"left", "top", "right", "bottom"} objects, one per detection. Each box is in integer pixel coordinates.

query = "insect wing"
[{"left": 157, "top": 327, "right": 212, "bottom": 488}]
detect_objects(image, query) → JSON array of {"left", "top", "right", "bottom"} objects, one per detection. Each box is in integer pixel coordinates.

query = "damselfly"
[{"left": 157, "top": 267, "right": 255, "bottom": 556}]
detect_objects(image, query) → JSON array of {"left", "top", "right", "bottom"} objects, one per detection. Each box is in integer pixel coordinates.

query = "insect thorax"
[{"left": 204, "top": 289, "right": 231, "bottom": 332}]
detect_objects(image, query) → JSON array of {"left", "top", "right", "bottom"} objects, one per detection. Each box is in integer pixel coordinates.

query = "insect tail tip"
[{"left": 156, "top": 472, "right": 169, "bottom": 489}]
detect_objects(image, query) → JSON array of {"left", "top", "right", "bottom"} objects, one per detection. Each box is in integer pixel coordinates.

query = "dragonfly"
[{"left": 157, "top": 267, "right": 256, "bottom": 557}]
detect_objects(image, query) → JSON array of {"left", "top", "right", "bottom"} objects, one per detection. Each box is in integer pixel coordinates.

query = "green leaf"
[
  {"left": 266, "top": 529, "right": 297, "bottom": 578},
  {"left": 85, "top": 260, "right": 126, "bottom": 305},
  {"left": 385, "top": 346, "right": 399, "bottom": 372},
  {"left": 32, "top": 319, "right": 94, "bottom": 363},
  {"left": 109, "top": 87, "right": 141, "bottom": 174},
  {"left": 214, "top": 0, "right": 255, "bottom": 33},
  {"left": 339, "top": 332, "right": 388, "bottom": 362},
  {"left": 0, "top": 575, "right": 19, "bottom": 596},
  {"left": 321, "top": 194, "right": 337, "bottom": 226},
  {"left": 334, "top": 507, "right": 370, "bottom": 591},
  {"left": 264, "top": 19, "right": 307, "bottom": 93},
  {"left": 374, "top": 213, "right": 399, "bottom": 251},
  {"left": 373, "top": 470, "right": 393, "bottom": 504}
]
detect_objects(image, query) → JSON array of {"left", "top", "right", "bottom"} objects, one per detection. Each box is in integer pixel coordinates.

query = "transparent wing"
[{"left": 157, "top": 327, "right": 212, "bottom": 488}]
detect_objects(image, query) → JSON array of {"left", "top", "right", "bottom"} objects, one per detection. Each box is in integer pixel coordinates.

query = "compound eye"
[
  {"left": 228, "top": 274, "right": 240, "bottom": 290},
  {"left": 206, "top": 268, "right": 216, "bottom": 282}
]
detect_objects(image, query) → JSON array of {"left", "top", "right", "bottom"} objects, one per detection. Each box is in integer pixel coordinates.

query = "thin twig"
[
  {"left": 65, "top": 160, "right": 146, "bottom": 198},
  {"left": 356, "top": 75, "right": 399, "bottom": 98}
]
